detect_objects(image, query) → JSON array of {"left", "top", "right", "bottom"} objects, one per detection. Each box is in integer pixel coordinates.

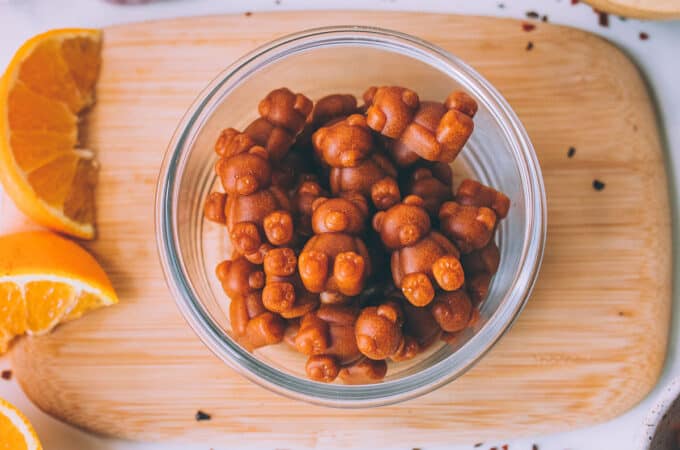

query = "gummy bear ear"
[
  {"left": 298, "top": 180, "right": 323, "bottom": 196},
  {"left": 346, "top": 114, "right": 368, "bottom": 129},
  {"left": 372, "top": 211, "right": 386, "bottom": 232},
  {"left": 214, "top": 158, "right": 227, "bottom": 176},
  {"left": 215, "top": 259, "right": 232, "bottom": 281},
  {"left": 311, "top": 197, "right": 329, "bottom": 212},
  {"left": 438, "top": 201, "right": 458, "bottom": 219},
  {"left": 403, "top": 195, "right": 425, "bottom": 207},
  {"left": 340, "top": 191, "right": 369, "bottom": 217},
  {"left": 311, "top": 128, "right": 326, "bottom": 149},
  {"left": 294, "top": 93, "right": 313, "bottom": 117},
  {"left": 401, "top": 89, "right": 420, "bottom": 109},
  {"left": 248, "top": 145, "right": 269, "bottom": 160},
  {"left": 363, "top": 86, "right": 378, "bottom": 105},
  {"left": 258, "top": 97, "right": 272, "bottom": 118}
]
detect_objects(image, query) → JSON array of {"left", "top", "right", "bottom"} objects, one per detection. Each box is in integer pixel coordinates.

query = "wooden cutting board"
[
  {"left": 584, "top": 0, "right": 680, "bottom": 19},
  {"left": 7, "top": 12, "right": 671, "bottom": 446}
]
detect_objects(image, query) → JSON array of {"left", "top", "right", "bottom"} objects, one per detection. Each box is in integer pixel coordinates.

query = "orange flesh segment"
[
  {"left": 0, "top": 282, "right": 27, "bottom": 353},
  {"left": 0, "top": 412, "right": 30, "bottom": 450},
  {"left": 27, "top": 152, "right": 80, "bottom": 208},
  {"left": 10, "top": 130, "right": 76, "bottom": 172},
  {"left": 63, "top": 158, "right": 97, "bottom": 225},
  {"left": 8, "top": 81, "right": 77, "bottom": 133},
  {"left": 65, "top": 290, "right": 105, "bottom": 321},
  {"left": 24, "top": 280, "right": 76, "bottom": 334},
  {"left": 61, "top": 36, "right": 102, "bottom": 105},
  {"left": 17, "top": 39, "right": 86, "bottom": 113}
]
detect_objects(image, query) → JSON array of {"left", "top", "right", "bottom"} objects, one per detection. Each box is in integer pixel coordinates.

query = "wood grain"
[
  {"left": 8, "top": 12, "right": 671, "bottom": 446},
  {"left": 584, "top": 0, "right": 680, "bottom": 19}
]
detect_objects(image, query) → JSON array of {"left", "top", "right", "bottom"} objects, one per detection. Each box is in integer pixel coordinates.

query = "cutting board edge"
[{"left": 7, "top": 358, "right": 666, "bottom": 447}]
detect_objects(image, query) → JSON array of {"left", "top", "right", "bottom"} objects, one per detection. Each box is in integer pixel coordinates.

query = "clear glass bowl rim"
[{"left": 155, "top": 25, "right": 547, "bottom": 408}]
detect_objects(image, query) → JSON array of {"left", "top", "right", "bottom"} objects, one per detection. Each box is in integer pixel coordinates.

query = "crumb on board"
[
  {"left": 593, "top": 179, "right": 606, "bottom": 191},
  {"left": 195, "top": 410, "right": 212, "bottom": 421}
]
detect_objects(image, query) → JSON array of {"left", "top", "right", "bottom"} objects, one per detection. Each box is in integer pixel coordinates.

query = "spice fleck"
[
  {"left": 593, "top": 179, "right": 606, "bottom": 191},
  {"left": 195, "top": 410, "right": 211, "bottom": 421},
  {"left": 541, "top": 15, "right": 549, "bottom": 22},
  {"left": 474, "top": 444, "right": 483, "bottom": 448},
  {"left": 526, "top": 41, "right": 534, "bottom": 51},
  {"left": 244, "top": 11, "right": 252, "bottom": 16},
  {"left": 533, "top": 445, "right": 539, "bottom": 450},
  {"left": 526, "top": 11, "right": 540, "bottom": 18},
  {"left": 571, "top": 0, "right": 579, "bottom": 4},
  {"left": 522, "top": 23, "right": 536, "bottom": 32},
  {"left": 596, "top": 10, "right": 610, "bottom": 27},
  {"left": 640, "top": 32, "right": 649, "bottom": 40},
  {"left": 498, "top": 3, "right": 505, "bottom": 8},
  {"left": 567, "top": 147, "right": 576, "bottom": 158},
  {"left": 1, "top": 370, "right": 11, "bottom": 380}
]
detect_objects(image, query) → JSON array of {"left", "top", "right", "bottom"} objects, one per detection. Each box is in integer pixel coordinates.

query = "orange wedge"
[
  {"left": 0, "top": 29, "right": 102, "bottom": 239},
  {"left": 0, "top": 398, "right": 43, "bottom": 450},
  {"left": 0, "top": 231, "right": 118, "bottom": 354}
]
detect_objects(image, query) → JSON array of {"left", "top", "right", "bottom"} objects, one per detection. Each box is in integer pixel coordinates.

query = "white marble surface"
[{"left": 0, "top": 0, "right": 679, "bottom": 449}]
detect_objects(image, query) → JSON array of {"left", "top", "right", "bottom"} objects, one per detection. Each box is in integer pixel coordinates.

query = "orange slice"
[
  {"left": 0, "top": 29, "right": 102, "bottom": 239},
  {"left": 0, "top": 398, "right": 43, "bottom": 450},
  {"left": 0, "top": 231, "right": 118, "bottom": 353}
]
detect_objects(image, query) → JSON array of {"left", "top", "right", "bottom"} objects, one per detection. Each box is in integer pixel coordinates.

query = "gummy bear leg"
[
  {"left": 401, "top": 272, "right": 435, "bottom": 307},
  {"left": 432, "top": 255, "right": 465, "bottom": 291},
  {"left": 263, "top": 210, "right": 294, "bottom": 246},
  {"left": 333, "top": 252, "right": 366, "bottom": 296},
  {"left": 371, "top": 177, "right": 401, "bottom": 210},
  {"left": 306, "top": 355, "right": 340, "bottom": 383},
  {"left": 262, "top": 281, "right": 296, "bottom": 313},
  {"left": 230, "top": 222, "right": 262, "bottom": 255},
  {"left": 298, "top": 250, "right": 329, "bottom": 293},
  {"left": 264, "top": 247, "right": 297, "bottom": 277}
]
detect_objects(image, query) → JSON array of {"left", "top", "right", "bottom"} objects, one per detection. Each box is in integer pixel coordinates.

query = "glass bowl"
[
  {"left": 639, "top": 377, "right": 680, "bottom": 449},
  {"left": 156, "top": 26, "right": 546, "bottom": 407}
]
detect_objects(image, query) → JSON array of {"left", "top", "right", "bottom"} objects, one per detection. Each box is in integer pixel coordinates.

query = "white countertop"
[{"left": 0, "top": 1, "right": 679, "bottom": 449}]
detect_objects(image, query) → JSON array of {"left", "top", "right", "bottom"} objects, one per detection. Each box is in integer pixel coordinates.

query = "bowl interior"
[{"left": 160, "top": 27, "right": 544, "bottom": 405}]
